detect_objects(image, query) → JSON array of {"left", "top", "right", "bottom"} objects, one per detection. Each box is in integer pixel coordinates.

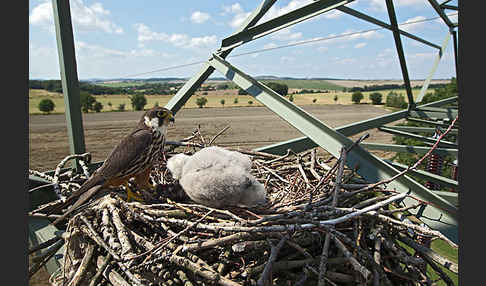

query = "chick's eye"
[{"left": 157, "top": 111, "right": 166, "bottom": 118}]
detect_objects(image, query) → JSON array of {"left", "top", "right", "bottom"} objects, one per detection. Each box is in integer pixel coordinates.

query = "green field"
[
  {"left": 397, "top": 238, "right": 458, "bottom": 286},
  {"left": 260, "top": 79, "right": 345, "bottom": 90},
  {"left": 98, "top": 79, "right": 346, "bottom": 91},
  {"left": 29, "top": 86, "right": 429, "bottom": 115}
]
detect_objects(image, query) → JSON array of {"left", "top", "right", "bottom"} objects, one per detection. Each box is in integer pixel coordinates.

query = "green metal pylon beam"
[
  {"left": 385, "top": 160, "right": 459, "bottom": 191},
  {"left": 385, "top": 0, "right": 415, "bottom": 110},
  {"left": 220, "top": 0, "right": 355, "bottom": 52},
  {"left": 165, "top": 0, "right": 277, "bottom": 114},
  {"left": 208, "top": 52, "right": 458, "bottom": 243},
  {"left": 406, "top": 117, "right": 457, "bottom": 128},
  {"left": 336, "top": 6, "right": 441, "bottom": 50},
  {"left": 256, "top": 96, "right": 457, "bottom": 155},
  {"left": 378, "top": 126, "right": 458, "bottom": 148},
  {"left": 409, "top": 107, "right": 458, "bottom": 121},
  {"left": 428, "top": 0, "right": 456, "bottom": 28},
  {"left": 361, "top": 142, "right": 458, "bottom": 157},
  {"left": 381, "top": 125, "right": 458, "bottom": 136},
  {"left": 416, "top": 32, "right": 451, "bottom": 103},
  {"left": 51, "top": 0, "right": 86, "bottom": 172},
  {"left": 451, "top": 29, "right": 459, "bottom": 84}
]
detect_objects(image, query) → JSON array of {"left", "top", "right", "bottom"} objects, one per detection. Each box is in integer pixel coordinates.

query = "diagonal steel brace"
[{"left": 208, "top": 53, "right": 458, "bottom": 243}]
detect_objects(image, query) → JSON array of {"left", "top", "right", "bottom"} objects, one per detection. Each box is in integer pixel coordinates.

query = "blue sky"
[{"left": 29, "top": 0, "right": 458, "bottom": 80}]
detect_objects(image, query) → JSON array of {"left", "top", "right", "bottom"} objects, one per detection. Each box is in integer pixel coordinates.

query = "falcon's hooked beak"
[{"left": 144, "top": 108, "right": 175, "bottom": 135}]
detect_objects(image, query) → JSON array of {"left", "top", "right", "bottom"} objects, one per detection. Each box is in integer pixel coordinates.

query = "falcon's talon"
[{"left": 126, "top": 187, "right": 144, "bottom": 202}]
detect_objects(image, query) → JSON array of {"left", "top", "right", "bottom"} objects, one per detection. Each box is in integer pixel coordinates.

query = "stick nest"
[{"left": 29, "top": 127, "right": 458, "bottom": 286}]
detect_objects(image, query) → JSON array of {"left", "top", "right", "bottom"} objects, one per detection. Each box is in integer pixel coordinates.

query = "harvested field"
[
  {"left": 325, "top": 79, "right": 450, "bottom": 89},
  {"left": 29, "top": 104, "right": 396, "bottom": 172}
]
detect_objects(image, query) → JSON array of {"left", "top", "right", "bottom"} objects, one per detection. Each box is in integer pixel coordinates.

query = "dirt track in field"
[{"left": 29, "top": 104, "right": 397, "bottom": 172}]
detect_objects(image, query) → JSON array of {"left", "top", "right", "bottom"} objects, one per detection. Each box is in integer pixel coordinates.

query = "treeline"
[
  {"left": 238, "top": 82, "right": 288, "bottom": 96},
  {"left": 29, "top": 80, "right": 128, "bottom": 94},
  {"left": 29, "top": 80, "right": 182, "bottom": 95},
  {"left": 347, "top": 83, "right": 447, "bottom": 92}
]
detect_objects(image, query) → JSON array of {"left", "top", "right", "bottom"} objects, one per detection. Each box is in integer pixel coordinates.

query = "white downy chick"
[{"left": 166, "top": 146, "right": 266, "bottom": 208}]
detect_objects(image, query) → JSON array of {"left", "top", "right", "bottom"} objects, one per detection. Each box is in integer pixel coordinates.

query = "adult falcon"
[{"left": 52, "top": 106, "right": 174, "bottom": 225}]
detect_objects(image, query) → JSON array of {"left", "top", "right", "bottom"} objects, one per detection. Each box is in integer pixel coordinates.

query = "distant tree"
[
  {"left": 266, "top": 82, "right": 288, "bottom": 96},
  {"left": 217, "top": 84, "right": 229, "bottom": 90},
  {"left": 220, "top": 99, "right": 225, "bottom": 107},
  {"left": 118, "top": 103, "right": 126, "bottom": 111},
  {"left": 421, "top": 77, "right": 457, "bottom": 104},
  {"left": 130, "top": 94, "right": 147, "bottom": 111},
  {"left": 107, "top": 101, "right": 112, "bottom": 110},
  {"left": 233, "top": 98, "right": 239, "bottom": 104},
  {"left": 153, "top": 101, "right": 159, "bottom": 107},
  {"left": 351, "top": 91, "right": 364, "bottom": 104},
  {"left": 196, "top": 97, "right": 208, "bottom": 108},
  {"left": 334, "top": 95, "right": 338, "bottom": 103},
  {"left": 93, "top": 101, "right": 103, "bottom": 112},
  {"left": 312, "top": 98, "right": 317, "bottom": 103},
  {"left": 288, "top": 94, "right": 294, "bottom": 102},
  {"left": 38, "top": 98, "right": 55, "bottom": 114},
  {"left": 385, "top": 92, "right": 407, "bottom": 109},
  {"left": 369, "top": 92, "right": 383, "bottom": 105},
  {"left": 79, "top": 91, "right": 96, "bottom": 113},
  {"left": 248, "top": 100, "right": 253, "bottom": 105}
]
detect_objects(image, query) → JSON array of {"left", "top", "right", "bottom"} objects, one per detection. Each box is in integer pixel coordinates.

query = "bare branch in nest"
[
  {"left": 333, "top": 236, "right": 372, "bottom": 282},
  {"left": 67, "top": 242, "right": 95, "bottom": 286},
  {"left": 257, "top": 234, "right": 289, "bottom": 286},
  {"left": 29, "top": 124, "right": 458, "bottom": 286},
  {"left": 209, "top": 125, "right": 231, "bottom": 145}
]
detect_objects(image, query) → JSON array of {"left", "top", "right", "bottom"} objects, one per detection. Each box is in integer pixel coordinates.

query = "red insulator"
[
  {"left": 450, "top": 159, "right": 458, "bottom": 192},
  {"left": 450, "top": 159, "right": 458, "bottom": 181},
  {"left": 425, "top": 153, "right": 443, "bottom": 190}
]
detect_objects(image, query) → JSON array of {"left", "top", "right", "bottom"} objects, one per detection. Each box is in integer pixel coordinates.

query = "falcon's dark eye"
[{"left": 157, "top": 110, "right": 166, "bottom": 118}]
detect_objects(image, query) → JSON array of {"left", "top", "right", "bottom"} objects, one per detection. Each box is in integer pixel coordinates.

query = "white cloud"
[
  {"left": 335, "top": 57, "right": 356, "bottom": 65},
  {"left": 134, "top": 23, "right": 218, "bottom": 49},
  {"left": 29, "top": 42, "right": 55, "bottom": 58},
  {"left": 312, "top": 29, "right": 382, "bottom": 48},
  {"left": 407, "top": 52, "right": 437, "bottom": 61},
  {"left": 347, "top": 30, "right": 383, "bottom": 40},
  {"left": 280, "top": 56, "right": 295, "bottom": 64},
  {"left": 230, "top": 11, "right": 252, "bottom": 28},
  {"left": 375, "top": 48, "right": 396, "bottom": 68},
  {"left": 75, "top": 41, "right": 173, "bottom": 60},
  {"left": 271, "top": 27, "right": 302, "bottom": 41},
  {"left": 190, "top": 11, "right": 210, "bottom": 24},
  {"left": 354, "top": 42, "right": 367, "bottom": 49},
  {"left": 76, "top": 41, "right": 126, "bottom": 58},
  {"left": 399, "top": 16, "right": 427, "bottom": 33},
  {"left": 189, "top": 35, "right": 218, "bottom": 48},
  {"left": 368, "top": 0, "right": 426, "bottom": 11},
  {"left": 264, "top": 0, "right": 312, "bottom": 20},
  {"left": 263, "top": 43, "right": 278, "bottom": 49},
  {"left": 29, "top": 0, "right": 123, "bottom": 34},
  {"left": 29, "top": 2, "right": 52, "bottom": 27},
  {"left": 223, "top": 3, "right": 245, "bottom": 14},
  {"left": 323, "top": 10, "right": 344, "bottom": 19},
  {"left": 263, "top": 0, "right": 345, "bottom": 22},
  {"left": 222, "top": 3, "right": 252, "bottom": 29}
]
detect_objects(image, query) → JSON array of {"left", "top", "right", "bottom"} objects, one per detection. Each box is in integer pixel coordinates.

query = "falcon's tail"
[{"left": 51, "top": 175, "right": 106, "bottom": 226}]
